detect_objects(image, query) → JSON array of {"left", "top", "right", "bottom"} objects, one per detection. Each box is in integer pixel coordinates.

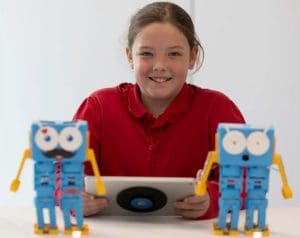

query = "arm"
[
  {"left": 175, "top": 152, "right": 219, "bottom": 220},
  {"left": 86, "top": 148, "right": 106, "bottom": 196},
  {"left": 199, "top": 162, "right": 220, "bottom": 219},
  {"left": 198, "top": 90, "right": 244, "bottom": 219},
  {"left": 10, "top": 148, "right": 31, "bottom": 192},
  {"left": 195, "top": 151, "right": 218, "bottom": 196},
  {"left": 272, "top": 153, "right": 293, "bottom": 199},
  {"left": 73, "top": 96, "right": 103, "bottom": 175}
]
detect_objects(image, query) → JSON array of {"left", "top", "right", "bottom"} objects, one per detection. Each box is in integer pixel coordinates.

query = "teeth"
[{"left": 150, "top": 77, "right": 170, "bottom": 83}]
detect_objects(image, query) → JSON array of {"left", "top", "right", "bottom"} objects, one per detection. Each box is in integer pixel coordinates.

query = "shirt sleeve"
[
  {"left": 199, "top": 93, "right": 245, "bottom": 219},
  {"left": 73, "top": 96, "right": 103, "bottom": 175}
]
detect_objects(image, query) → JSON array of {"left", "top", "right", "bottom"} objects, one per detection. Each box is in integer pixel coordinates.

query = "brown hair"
[{"left": 127, "top": 1, "right": 204, "bottom": 71}]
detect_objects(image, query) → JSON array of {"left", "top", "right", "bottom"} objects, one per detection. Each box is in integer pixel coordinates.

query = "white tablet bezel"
[{"left": 84, "top": 176, "right": 196, "bottom": 216}]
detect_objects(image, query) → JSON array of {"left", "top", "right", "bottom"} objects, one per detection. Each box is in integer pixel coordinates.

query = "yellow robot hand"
[
  {"left": 282, "top": 186, "right": 293, "bottom": 199},
  {"left": 10, "top": 179, "right": 20, "bottom": 192},
  {"left": 195, "top": 181, "right": 207, "bottom": 196},
  {"left": 10, "top": 149, "right": 31, "bottom": 193},
  {"left": 86, "top": 148, "right": 107, "bottom": 196},
  {"left": 194, "top": 151, "right": 217, "bottom": 196}
]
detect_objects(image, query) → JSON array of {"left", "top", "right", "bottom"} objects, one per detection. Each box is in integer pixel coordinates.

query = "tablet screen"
[{"left": 84, "top": 176, "right": 196, "bottom": 216}]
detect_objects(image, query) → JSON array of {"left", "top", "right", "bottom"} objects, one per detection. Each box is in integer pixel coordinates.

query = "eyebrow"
[
  {"left": 138, "top": 46, "right": 153, "bottom": 50},
  {"left": 168, "top": 46, "right": 184, "bottom": 50},
  {"left": 138, "top": 45, "right": 184, "bottom": 50}
]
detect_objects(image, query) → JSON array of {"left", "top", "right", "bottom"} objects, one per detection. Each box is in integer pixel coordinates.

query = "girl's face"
[{"left": 126, "top": 22, "right": 197, "bottom": 105}]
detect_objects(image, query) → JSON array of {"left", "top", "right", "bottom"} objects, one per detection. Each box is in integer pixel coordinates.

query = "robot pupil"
[
  {"left": 67, "top": 135, "right": 74, "bottom": 142},
  {"left": 44, "top": 135, "right": 51, "bottom": 142},
  {"left": 242, "top": 154, "right": 249, "bottom": 161}
]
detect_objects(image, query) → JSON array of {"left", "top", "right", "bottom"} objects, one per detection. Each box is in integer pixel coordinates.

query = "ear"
[
  {"left": 189, "top": 46, "right": 198, "bottom": 69},
  {"left": 126, "top": 48, "right": 134, "bottom": 69},
  {"left": 126, "top": 48, "right": 133, "bottom": 64}
]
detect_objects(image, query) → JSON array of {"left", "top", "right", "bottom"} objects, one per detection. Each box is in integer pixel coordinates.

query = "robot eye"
[
  {"left": 35, "top": 127, "right": 59, "bottom": 151},
  {"left": 59, "top": 127, "right": 83, "bottom": 151},
  {"left": 222, "top": 130, "right": 246, "bottom": 155},
  {"left": 247, "top": 131, "right": 270, "bottom": 156}
]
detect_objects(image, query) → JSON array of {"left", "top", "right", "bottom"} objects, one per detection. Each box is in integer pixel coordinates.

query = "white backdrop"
[{"left": 0, "top": 0, "right": 299, "bottom": 207}]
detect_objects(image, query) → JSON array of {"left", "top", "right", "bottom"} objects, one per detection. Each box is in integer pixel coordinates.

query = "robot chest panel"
[
  {"left": 220, "top": 166, "right": 243, "bottom": 189},
  {"left": 246, "top": 167, "right": 270, "bottom": 190}
]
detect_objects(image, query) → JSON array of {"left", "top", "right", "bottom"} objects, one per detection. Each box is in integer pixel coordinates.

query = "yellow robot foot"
[
  {"left": 34, "top": 223, "right": 59, "bottom": 235},
  {"left": 244, "top": 224, "right": 270, "bottom": 236},
  {"left": 64, "top": 224, "right": 89, "bottom": 236},
  {"left": 213, "top": 223, "right": 239, "bottom": 236}
]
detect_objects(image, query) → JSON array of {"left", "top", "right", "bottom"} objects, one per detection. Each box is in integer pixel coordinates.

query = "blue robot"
[
  {"left": 10, "top": 120, "right": 106, "bottom": 235},
  {"left": 195, "top": 123, "right": 292, "bottom": 236}
]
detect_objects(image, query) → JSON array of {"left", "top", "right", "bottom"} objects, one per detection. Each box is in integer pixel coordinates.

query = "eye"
[
  {"left": 168, "top": 51, "right": 181, "bottom": 57},
  {"left": 222, "top": 131, "right": 246, "bottom": 155},
  {"left": 59, "top": 127, "right": 83, "bottom": 151},
  {"left": 139, "top": 51, "right": 153, "bottom": 57},
  {"left": 247, "top": 132, "right": 270, "bottom": 156},
  {"left": 35, "top": 127, "right": 58, "bottom": 151}
]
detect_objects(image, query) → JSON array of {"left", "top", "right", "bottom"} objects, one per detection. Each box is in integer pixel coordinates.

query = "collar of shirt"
[{"left": 121, "top": 83, "right": 194, "bottom": 128}]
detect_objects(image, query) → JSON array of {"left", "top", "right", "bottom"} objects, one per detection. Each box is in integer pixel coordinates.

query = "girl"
[{"left": 73, "top": 1, "right": 245, "bottom": 219}]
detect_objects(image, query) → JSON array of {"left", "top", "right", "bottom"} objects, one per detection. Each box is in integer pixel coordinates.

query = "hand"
[
  {"left": 174, "top": 169, "right": 210, "bottom": 219},
  {"left": 82, "top": 191, "right": 109, "bottom": 217},
  {"left": 10, "top": 179, "right": 20, "bottom": 192},
  {"left": 282, "top": 186, "right": 293, "bottom": 199},
  {"left": 174, "top": 192, "right": 210, "bottom": 219}
]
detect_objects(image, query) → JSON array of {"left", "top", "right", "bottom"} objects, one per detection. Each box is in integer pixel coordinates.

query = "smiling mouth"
[
  {"left": 149, "top": 77, "right": 172, "bottom": 83},
  {"left": 43, "top": 149, "right": 74, "bottom": 159}
]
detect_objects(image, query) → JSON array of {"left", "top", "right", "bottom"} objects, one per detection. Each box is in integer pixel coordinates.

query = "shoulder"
[
  {"left": 88, "top": 83, "right": 134, "bottom": 103},
  {"left": 89, "top": 83, "right": 134, "bottom": 96},
  {"left": 73, "top": 83, "right": 133, "bottom": 119},
  {"left": 189, "top": 84, "right": 234, "bottom": 105},
  {"left": 189, "top": 84, "right": 245, "bottom": 122}
]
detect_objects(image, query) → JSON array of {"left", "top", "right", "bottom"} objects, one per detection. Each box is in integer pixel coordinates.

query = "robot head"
[
  {"left": 30, "top": 120, "right": 88, "bottom": 162},
  {"left": 217, "top": 123, "right": 275, "bottom": 167}
]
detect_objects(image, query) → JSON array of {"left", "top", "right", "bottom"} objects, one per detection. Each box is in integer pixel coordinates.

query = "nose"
[
  {"left": 153, "top": 56, "right": 167, "bottom": 71},
  {"left": 242, "top": 154, "right": 249, "bottom": 161}
]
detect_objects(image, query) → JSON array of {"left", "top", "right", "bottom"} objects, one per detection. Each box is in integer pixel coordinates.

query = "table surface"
[{"left": 0, "top": 206, "right": 299, "bottom": 237}]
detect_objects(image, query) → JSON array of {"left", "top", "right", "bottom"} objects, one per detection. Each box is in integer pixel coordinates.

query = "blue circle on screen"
[{"left": 130, "top": 197, "right": 153, "bottom": 210}]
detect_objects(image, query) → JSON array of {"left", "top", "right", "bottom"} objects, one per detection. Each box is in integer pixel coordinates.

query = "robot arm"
[
  {"left": 10, "top": 148, "right": 31, "bottom": 192},
  {"left": 272, "top": 153, "right": 293, "bottom": 199},
  {"left": 86, "top": 148, "right": 106, "bottom": 196},
  {"left": 195, "top": 151, "right": 218, "bottom": 196}
]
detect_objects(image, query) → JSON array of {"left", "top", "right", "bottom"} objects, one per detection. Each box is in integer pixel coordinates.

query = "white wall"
[
  {"left": 193, "top": 0, "right": 300, "bottom": 207},
  {"left": 1, "top": 0, "right": 299, "bottom": 207},
  {"left": 0, "top": 0, "right": 191, "bottom": 205}
]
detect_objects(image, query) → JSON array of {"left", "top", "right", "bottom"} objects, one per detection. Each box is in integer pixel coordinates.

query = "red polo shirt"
[{"left": 73, "top": 83, "right": 245, "bottom": 219}]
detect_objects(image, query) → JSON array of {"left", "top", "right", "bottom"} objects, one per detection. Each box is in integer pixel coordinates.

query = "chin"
[{"left": 150, "top": 91, "right": 177, "bottom": 101}]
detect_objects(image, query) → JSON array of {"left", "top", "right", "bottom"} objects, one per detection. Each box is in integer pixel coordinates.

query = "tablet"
[{"left": 84, "top": 176, "right": 196, "bottom": 216}]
